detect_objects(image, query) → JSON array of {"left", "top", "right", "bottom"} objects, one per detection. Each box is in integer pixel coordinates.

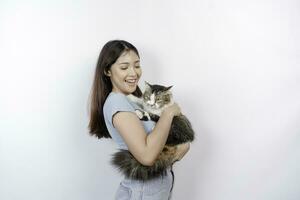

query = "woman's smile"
[{"left": 125, "top": 78, "right": 138, "bottom": 86}]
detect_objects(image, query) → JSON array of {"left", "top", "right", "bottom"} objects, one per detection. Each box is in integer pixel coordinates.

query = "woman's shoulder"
[
  {"left": 104, "top": 92, "right": 129, "bottom": 106},
  {"left": 103, "top": 92, "right": 136, "bottom": 114}
]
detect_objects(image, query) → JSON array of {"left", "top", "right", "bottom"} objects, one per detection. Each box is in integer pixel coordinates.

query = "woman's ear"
[{"left": 104, "top": 70, "right": 111, "bottom": 77}]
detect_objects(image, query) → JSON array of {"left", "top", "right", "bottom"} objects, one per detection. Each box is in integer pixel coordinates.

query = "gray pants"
[{"left": 115, "top": 166, "right": 175, "bottom": 200}]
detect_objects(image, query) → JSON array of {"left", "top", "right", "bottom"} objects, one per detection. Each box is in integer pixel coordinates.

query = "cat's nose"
[
  {"left": 148, "top": 101, "right": 155, "bottom": 106},
  {"left": 147, "top": 101, "right": 154, "bottom": 106}
]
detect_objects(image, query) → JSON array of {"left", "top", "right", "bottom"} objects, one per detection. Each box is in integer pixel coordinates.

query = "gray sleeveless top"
[{"left": 103, "top": 91, "right": 156, "bottom": 150}]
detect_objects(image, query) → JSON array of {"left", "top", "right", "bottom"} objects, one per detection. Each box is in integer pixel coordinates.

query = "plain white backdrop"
[{"left": 0, "top": 0, "right": 299, "bottom": 199}]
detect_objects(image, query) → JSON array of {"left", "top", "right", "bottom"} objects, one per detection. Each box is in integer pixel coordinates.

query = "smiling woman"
[
  {"left": 88, "top": 40, "right": 188, "bottom": 199},
  {"left": 104, "top": 50, "right": 142, "bottom": 95}
]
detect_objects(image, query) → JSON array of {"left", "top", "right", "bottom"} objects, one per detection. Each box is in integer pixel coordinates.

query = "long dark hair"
[{"left": 88, "top": 40, "right": 142, "bottom": 139}]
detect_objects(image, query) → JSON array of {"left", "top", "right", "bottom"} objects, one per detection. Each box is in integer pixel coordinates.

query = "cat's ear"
[
  {"left": 144, "top": 81, "right": 151, "bottom": 87},
  {"left": 145, "top": 81, "right": 152, "bottom": 89},
  {"left": 165, "top": 85, "right": 173, "bottom": 91},
  {"left": 144, "top": 81, "right": 152, "bottom": 90}
]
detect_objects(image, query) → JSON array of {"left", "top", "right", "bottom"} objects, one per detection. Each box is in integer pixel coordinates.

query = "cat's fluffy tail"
[{"left": 111, "top": 149, "right": 173, "bottom": 181}]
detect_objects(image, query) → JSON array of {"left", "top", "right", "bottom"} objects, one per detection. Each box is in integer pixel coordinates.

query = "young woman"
[{"left": 88, "top": 40, "right": 190, "bottom": 199}]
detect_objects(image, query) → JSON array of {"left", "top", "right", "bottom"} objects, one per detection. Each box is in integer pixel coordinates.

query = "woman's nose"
[{"left": 128, "top": 66, "right": 137, "bottom": 76}]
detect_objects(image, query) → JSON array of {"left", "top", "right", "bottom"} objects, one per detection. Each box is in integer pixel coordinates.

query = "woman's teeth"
[{"left": 126, "top": 79, "right": 136, "bottom": 83}]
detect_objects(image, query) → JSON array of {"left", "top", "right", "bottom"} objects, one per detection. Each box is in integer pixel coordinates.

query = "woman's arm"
[{"left": 113, "top": 104, "right": 180, "bottom": 166}]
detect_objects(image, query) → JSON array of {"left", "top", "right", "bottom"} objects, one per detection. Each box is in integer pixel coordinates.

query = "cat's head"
[{"left": 142, "top": 81, "right": 173, "bottom": 109}]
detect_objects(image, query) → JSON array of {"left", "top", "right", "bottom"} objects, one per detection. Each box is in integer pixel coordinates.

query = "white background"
[{"left": 0, "top": 0, "right": 299, "bottom": 199}]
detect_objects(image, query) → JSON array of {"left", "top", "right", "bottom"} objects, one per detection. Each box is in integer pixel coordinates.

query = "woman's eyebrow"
[{"left": 118, "top": 60, "right": 140, "bottom": 64}]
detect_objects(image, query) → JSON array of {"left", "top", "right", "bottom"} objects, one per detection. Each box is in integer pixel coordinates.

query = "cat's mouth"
[{"left": 146, "top": 103, "right": 159, "bottom": 109}]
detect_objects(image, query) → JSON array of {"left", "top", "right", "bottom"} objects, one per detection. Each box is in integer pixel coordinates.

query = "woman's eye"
[
  {"left": 135, "top": 65, "right": 140, "bottom": 68},
  {"left": 120, "top": 67, "right": 128, "bottom": 70}
]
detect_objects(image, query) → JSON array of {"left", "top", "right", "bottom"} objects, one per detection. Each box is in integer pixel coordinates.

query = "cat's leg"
[
  {"left": 135, "top": 109, "right": 144, "bottom": 119},
  {"left": 135, "top": 109, "right": 151, "bottom": 121},
  {"left": 148, "top": 113, "right": 160, "bottom": 122},
  {"left": 166, "top": 115, "right": 195, "bottom": 145},
  {"left": 143, "top": 111, "right": 151, "bottom": 121}
]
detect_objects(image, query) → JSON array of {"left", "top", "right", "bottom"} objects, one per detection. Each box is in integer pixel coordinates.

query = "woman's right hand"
[
  {"left": 163, "top": 102, "right": 182, "bottom": 117},
  {"left": 172, "top": 142, "right": 190, "bottom": 163}
]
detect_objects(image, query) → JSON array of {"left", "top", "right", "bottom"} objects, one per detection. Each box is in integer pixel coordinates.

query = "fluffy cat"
[{"left": 110, "top": 81, "right": 195, "bottom": 181}]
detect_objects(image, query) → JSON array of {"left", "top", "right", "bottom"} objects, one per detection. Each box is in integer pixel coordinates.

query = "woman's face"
[{"left": 106, "top": 50, "right": 142, "bottom": 95}]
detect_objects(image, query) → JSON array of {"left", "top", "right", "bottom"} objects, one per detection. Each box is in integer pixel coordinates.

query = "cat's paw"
[
  {"left": 144, "top": 111, "right": 151, "bottom": 120},
  {"left": 135, "top": 110, "right": 144, "bottom": 119}
]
